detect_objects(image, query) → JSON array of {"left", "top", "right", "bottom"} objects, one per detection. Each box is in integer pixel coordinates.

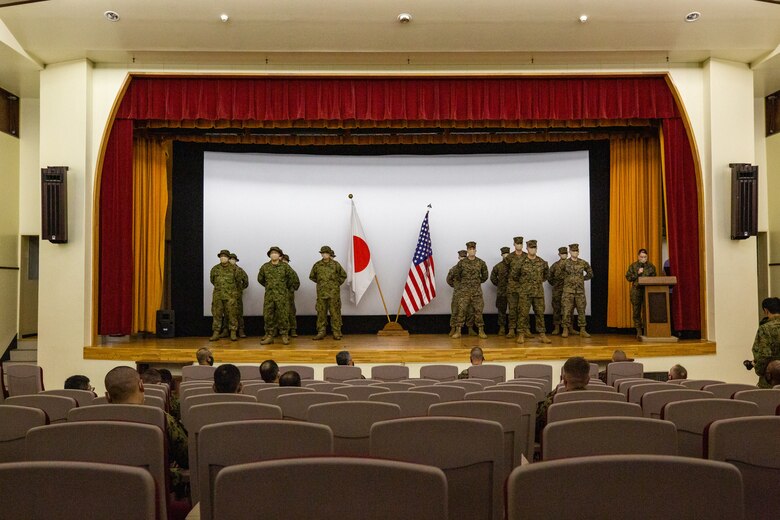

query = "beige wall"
[
  {"left": 768, "top": 132, "right": 780, "bottom": 297},
  {"left": 31, "top": 60, "right": 768, "bottom": 392},
  {"left": 0, "top": 131, "right": 19, "bottom": 351}
]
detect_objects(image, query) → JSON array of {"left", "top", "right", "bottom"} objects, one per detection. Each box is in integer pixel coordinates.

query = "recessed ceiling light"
[
  {"left": 397, "top": 13, "right": 412, "bottom": 23},
  {"left": 685, "top": 11, "right": 701, "bottom": 22},
  {"left": 220, "top": 13, "right": 229, "bottom": 23},
  {"left": 579, "top": 14, "right": 588, "bottom": 23},
  {"left": 104, "top": 10, "right": 120, "bottom": 22}
]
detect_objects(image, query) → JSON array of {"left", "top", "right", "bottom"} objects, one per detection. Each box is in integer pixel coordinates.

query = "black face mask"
[{"left": 208, "top": 357, "right": 214, "bottom": 366}]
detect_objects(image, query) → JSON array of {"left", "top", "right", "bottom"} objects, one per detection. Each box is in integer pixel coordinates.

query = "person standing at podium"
[{"left": 625, "top": 248, "right": 657, "bottom": 337}]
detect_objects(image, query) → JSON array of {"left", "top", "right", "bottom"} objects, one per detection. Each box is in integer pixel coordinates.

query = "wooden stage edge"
[{"left": 84, "top": 334, "right": 716, "bottom": 364}]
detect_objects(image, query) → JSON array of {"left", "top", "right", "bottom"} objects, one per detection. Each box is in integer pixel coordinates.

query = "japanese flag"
[{"left": 347, "top": 200, "right": 376, "bottom": 305}]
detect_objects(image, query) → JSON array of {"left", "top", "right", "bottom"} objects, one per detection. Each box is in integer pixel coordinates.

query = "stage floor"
[{"left": 84, "top": 333, "right": 715, "bottom": 365}]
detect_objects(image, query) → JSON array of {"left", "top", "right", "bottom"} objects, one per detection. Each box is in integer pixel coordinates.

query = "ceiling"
[{"left": 1, "top": 0, "right": 780, "bottom": 98}]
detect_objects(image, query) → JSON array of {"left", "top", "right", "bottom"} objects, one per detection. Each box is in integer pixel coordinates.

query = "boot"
[
  {"left": 478, "top": 327, "right": 487, "bottom": 339},
  {"left": 579, "top": 328, "right": 591, "bottom": 338},
  {"left": 515, "top": 333, "right": 524, "bottom": 344},
  {"left": 451, "top": 330, "right": 462, "bottom": 339},
  {"left": 209, "top": 332, "right": 220, "bottom": 341},
  {"left": 260, "top": 335, "right": 274, "bottom": 345},
  {"left": 333, "top": 330, "right": 343, "bottom": 340},
  {"left": 505, "top": 328, "right": 516, "bottom": 339},
  {"left": 312, "top": 330, "right": 326, "bottom": 341},
  {"left": 498, "top": 325, "right": 506, "bottom": 337},
  {"left": 635, "top": 327, "right": 643, "bottom": 338},
  {"left": 281, "top": 334, "right": 290, "bottom": 345},
  {"left": 290, "top": 329, "right": 298, "bottom": 337},
  {"left": 468, "top": 326, "right": 478, "bottom": 336},
  {"left": 219, "top": 329, "right": 229, "bottom": 338},
  {"left": 551, "top": 324, "right": 561, "bottom": 336},
  {"left": 449, "top": 326, "right": 457, "bottom": 337},
  {"left": 561, "top": 327, "right": 569, "bottom": 338},
  {"left": 230, "top": 330, "right": 237, "bottom": 341},
  {"left": 238, "top": 328, "right": 247, "bottom": 338},
  {"left": 539, "top": 333, "right": 552, "bottom": 344}
]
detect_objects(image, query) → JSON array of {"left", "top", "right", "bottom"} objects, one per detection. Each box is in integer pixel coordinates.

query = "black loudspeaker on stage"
[
  {"left": 41, "top": 166, "right": 68, "bottom": 243},
  {"left": 157, "top": 310, "right": 175, "bottom": 338}
]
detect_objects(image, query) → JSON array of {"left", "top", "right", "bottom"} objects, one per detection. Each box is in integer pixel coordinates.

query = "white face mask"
[
  {"left": 570, "top": 251, "right": 579, "bottom": 259},
  {"left": 270, "top": 252, "right": 280, "bottom": 261},
  {"left": 219, "top": 256, "right": 229, "bottom": 264}
]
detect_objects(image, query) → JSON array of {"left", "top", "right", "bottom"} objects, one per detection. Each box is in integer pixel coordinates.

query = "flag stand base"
[{"left": 377, "top": 322, "right": 409, "bottom": 337}]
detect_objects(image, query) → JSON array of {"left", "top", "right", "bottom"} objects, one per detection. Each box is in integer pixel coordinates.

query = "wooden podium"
[{"left": 638, "top": 276, "right": 678, "bottom": 343}]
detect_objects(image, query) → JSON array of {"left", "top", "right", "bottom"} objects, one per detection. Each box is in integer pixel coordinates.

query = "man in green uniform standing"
[
  {"left": 561, "top": 243, "right": 594, "bottom": 338},
  {"left": 506, "top": 236, "right": 526, "bottom": 339},
  {"left": 451, "top": 241, "right": 489, "bottom": 339},
  {"left": 309, "top": 245, "right": 347, "bottom": 340},
  {"left": 447, "top": 250, "right": 476, "bottom": 337},
  {"left": 490, "top": 246, "right": 511, "bottom": 337},
  {"left": 229, "top": 253, "right": 249, "bottom": 338},
  {"left": 751, "top": 297, "right": 780, "bottom": 388},
  {"left": 210, "top": 249, "right": 239, "bottom": 341},
  {"left": 514, "top": 240, "right": 551, "bottom": 344},
  {"left": 257, "top": 246, "right": 295, "bottom": 345},
  {"left": 548, "top": 246, "right": 569, "bottom": 335},
  {"left": 282, "top": 253, "right": 300, "bottom": 337},
  {"left": 625, "top": 248, "right": 657, "bottom": 337}
]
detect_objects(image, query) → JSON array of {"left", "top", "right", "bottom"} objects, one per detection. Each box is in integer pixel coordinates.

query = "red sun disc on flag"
[{"left": 353, "top": 236, "right": 371, "bottom": 272}]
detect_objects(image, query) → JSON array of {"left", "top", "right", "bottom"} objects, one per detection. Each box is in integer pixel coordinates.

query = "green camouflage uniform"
[
  {"left": 515, "top": 255, "right": 550, "bottom": 334},
  {"left": 447, "top": 260, "right": 475, "bottom": 329},
  {"left": 561, "top": 257, "right": 594, "bottom": 329},
  {"left": 548, "top": 257, "right": 567, "bottom": 328},
  {"left": 257, "top": 261, "right": 296, "bottom": 336},
  {"left": 210, "top": 262, "right": 239, "bottom": 335},
  {"left": 453, "top": 257, "right": 489, "bottom": 328},
  {"left": 287, "top": 265, "right": 301, "bottom": 333},
  {"left": 165, "top": 411, "right": 189, "bottom": 498},
  {"left": 506, "top": 252, "right": 527, "bottom": 335},
  {"left": 751, "top": 316, "right": 780, "bottom": 388},
  {"left": 490, "top": 257, "right": 511, "bottom": 333},
  {"left": 535, "top": 385, "right": 587, "bottom": 441},
  {"left": 625, "top": 261, "right": 657, "bottom": 329},
  {"left": 309, "top": 259, "right": 347, "bottom": 335}
]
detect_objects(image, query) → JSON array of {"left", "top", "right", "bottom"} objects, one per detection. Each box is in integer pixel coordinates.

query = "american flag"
[{"left": 400, "top": 211, "right": 436, "bottom": 317}]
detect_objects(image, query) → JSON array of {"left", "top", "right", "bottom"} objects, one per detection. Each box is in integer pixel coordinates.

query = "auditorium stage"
[{"left": 84, "top": 334, "right": 715, "bottom": 365}]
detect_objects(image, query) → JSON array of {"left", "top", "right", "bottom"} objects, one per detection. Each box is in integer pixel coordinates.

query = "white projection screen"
[{"left": 203, "top": 151, "right": 591, "bottom": 317}]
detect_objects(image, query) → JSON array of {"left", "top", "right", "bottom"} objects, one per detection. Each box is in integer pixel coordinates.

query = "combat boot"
[
  {"left": 579, "top": 328, "right": 591, "bottom": 338},
  {"left": 539, "top": 333, "right": 552, "bottom": 344},
  {"left": 561, "top": 327, "right": 569, "bottom": 338},
  {"left": 505, "top": 329, "right": 516, "bottom": 339},
  {"left": 498, "top": 326, "right": 506, "bottom": 337},
  {"left": 281, "top": 334, "right": 290, "bottom": 345},
  {"left": 635, "top": 327, "right": 642, "bottom": 338},
  {"left": 515, "top": 333, "right": 524, "bottom": 344},
  {"left": 333, "top": 330, "right": 343, "bottom": 340},
  {"left": 260, "top": 335, "right": 274, "bottom": 345},
  {"left": 551, "top": 325, "right": 561, "bottom": 336},
  {"left": 468, "top": 327, "right": 478, "bottom": 336},
  {"left": 312, "top": 330, "right": 327, "bottom": 341},
  {"left": 219, "top": 329, "right": 229, "bottom": 338},
  {"left": 230, "top": 330, "right": 237, "bottom": 341},
  {"left": 449, "top": 327, "right": 457, "bottom": 337},
  {"left": 209, "top": 332, "right": 220, "bottom": 341},
  {"left": 451, "top": 330, "right": 462, "bottom": 339},
  {"left": 238, "top": 328, "right": 247, "bottom": 338},
  {"left": 478, "top": 327, "right": 487, "bottom": 339},
  {"left": 290, "top": 329, "right": 298, "bottom": 337}
]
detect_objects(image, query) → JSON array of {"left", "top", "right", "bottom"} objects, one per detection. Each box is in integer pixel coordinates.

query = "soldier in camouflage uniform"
[
  {"left": 209, "top": 249, "right": 239, "bottom": 341},
  {"left": 751, "top": 297, "right": 780, "bottom": 388},
  {"left": 625, "top": 248, "right": 657, "bottom": 337},
  {"left": 282, "top": 254, "right": 300, "bottom": 337},
  {"left": 229, "top": 253, "right": 249, "bottom": 338},
  {"left": 447, "top": 250, "right": 475, "bottom": 336},
  {"left": 548, "top": 246, "right": 569, "bottom": 335},
  {"left": 513, "top": 240, "right": 551, "bottom": 344},
  {"left": 561, "top": 243, "right": 594, "bottom": 338},
  {"left": 490, "top": 246, "right": 511, "bottom": 336},
  {"left": 257, "top": 246, "right": 296, "bottom": 345},
  {"left": 506, "top": 236, "right": 526, "bottom": 338},
  {"left": 309, "top": 245, "right": 347, "bottom": 340},
  {"left": 451, "top": 241, "right": 489, "bottom": 339}
]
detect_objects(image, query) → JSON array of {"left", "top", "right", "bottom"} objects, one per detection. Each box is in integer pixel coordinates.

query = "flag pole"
[
  {"left": 373, "top": 275, "right": 391, "bottom": 323},
  {"left": 394, "top": 303, "right": 403, "bottom": 323}
]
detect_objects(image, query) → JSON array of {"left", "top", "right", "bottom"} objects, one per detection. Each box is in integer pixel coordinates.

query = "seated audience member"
[
  {"left": 104, "top": 366, "right": 189, "bottom": 497},
  {"left": 765, "top": 360, "right": 780, "bottom": 387},
  {"left": 64, "top": 374, "right": 94, "bottom": 393},
  {"left": 158, "top": 368, "right": 180, "bottom": 420},
  {"left": 667, "top": 364, "right": 688, "bottom": 381},
  {"left": 279, "top": 370, "right": 301, "bottom": 387},
  {"left": 536, "top": 356, "right": 590, "bottom": 438},
  {"left": 213, "top": 364, "right": 242, "bottom": 393},
  {"left": 458, "top": 346, "right": 485, "bottom": 379},
  {"left": 598, "top": 349, "right": 628, "bottom": 383},
  {"left": 140, "top": 368, "right": 163, "bottom": 385},
  {"left": 260, "top": 359, "right": 280, "bottom": 384},
  {"left": 196, "top": 347, "right": 214, "bottom": 366},
  {"left": 336, "top": 350, "right": 354, "bottom": 366}
]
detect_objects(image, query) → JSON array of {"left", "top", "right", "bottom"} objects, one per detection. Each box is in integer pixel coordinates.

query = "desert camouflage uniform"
[
  {"left": 309, "top": 259, "right": 347, "bottom": 335},
  {"left": 453, "top": 257, "right": 489, "bottom": 328},
  {"left": 210, "top": 262, "right": 239, "bottom": 335},
  {"left": 490, "top": 257, "right": 511, "bottom": 333},
  {"left": 515, "top": 256, "right": 549, "bottom": 334},
  {"left": 257, "top": 261, "right": 296, "bottom": 336},
  {"left": 751, "top": 316, "right": 780, "bottom": 388},
  {"left": 625, "top": 261, "right": 657, "bottom": 329},
  {"left": 561, "top": 257, "right": 594, "bottom": 329},
  {"left": 506, "top": 252, "right": 527, "bottom": 335},
  {"left": 548, "top": 257, "right": 567, "bottom": 328}
]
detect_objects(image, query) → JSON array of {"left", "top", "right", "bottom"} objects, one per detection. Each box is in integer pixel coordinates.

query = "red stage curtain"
[{"left": 99, "top": 119, "right": 134, "bottom": 335}]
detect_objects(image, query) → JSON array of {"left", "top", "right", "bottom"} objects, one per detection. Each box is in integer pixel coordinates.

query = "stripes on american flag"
[{"left": 401, "top": 211, "right": 436, "bottom": 317}]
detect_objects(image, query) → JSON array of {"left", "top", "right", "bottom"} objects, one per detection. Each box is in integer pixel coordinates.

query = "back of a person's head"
[
  {"left": 766, "top": 360, "right": 780, "bottom": 386},
  {"left": 214, "top": 364, "right": 242, "bottom": 393},
  {"left": 762, "top": 297, "right": 780, "bottom": 315},
  {"left": 336, "top": 351, "right": 351, "bottom": 366},
  {"left": 562, "top": 356, "right": 590, "bottom": 385},
  {"left": 611, "top": 350, "right": 628, "bottom": 362},
  {"left": 64, "top": 374, "right": 91, "bottom": 391},
  {"left": 669, "top": 364, "right": 688, "bottom": 380},
  {"left": 469, "top": 347, "right": 484, "bottom": 364},
  {"left": 196, "top": 347, "right": 214, "bottom": 366},
  {"left": 279, "top": 371, "right": 301, "bottom": 387},
  {"left": 104, "top": 366, "right": 143, "bottom": 404},
  {"left": 158, "top": 368, "right": 174, "bottom": 389},
  {"left": 260, "top": 359, "right": 280, "bottom": 383},
  {"left": 140, "top": 368, "right": 162, "bottom": 385}
]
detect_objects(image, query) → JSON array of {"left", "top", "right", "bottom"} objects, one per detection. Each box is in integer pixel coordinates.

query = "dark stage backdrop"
[{"left": 171, "top": 140, "right": 610, "bottom": 337}]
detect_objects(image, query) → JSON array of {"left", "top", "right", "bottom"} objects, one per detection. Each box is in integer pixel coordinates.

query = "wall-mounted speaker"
[
  {"left": 41, "top": 166, "right": 68, "bottom": 243},
  {"left": 730, "top": 163, "right": 758, "bottom": 240}
]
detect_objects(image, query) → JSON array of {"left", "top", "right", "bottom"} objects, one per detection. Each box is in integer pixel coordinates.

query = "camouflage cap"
[
  {"left": 320, "top": 245, "right": 336, "bottom": 257},
  {"left": 458, "top": 249, "right": 467, "bottom": 258},
  {"left": 466, "top": 241, "right": 477, "bottom": 249},
  {"left": 500, "top": 246, "right": 511, "bottom": 254},
  {"left": 282, "top": 254, "right": 290, "bottom": 262},
  {"left": 267, "top": 246, "right": 283, "bottom": 257},
  {"left": 229, "top": 253, "right": 239, "bottom": 261},
  {"left": 526, "top": 240, "right": 538, "bottom": 248},
  {"left": 569, "top": 243, "right": 579, "bottom": 251},
  {"left": 513, "top": 236, "right": 524, "bottom": 245},
  {"left": 218, "top": 249, "right": 231, "bottom": 258},
  {"left": 558, "top": 246, "right": 568, "bottom": 255}
]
